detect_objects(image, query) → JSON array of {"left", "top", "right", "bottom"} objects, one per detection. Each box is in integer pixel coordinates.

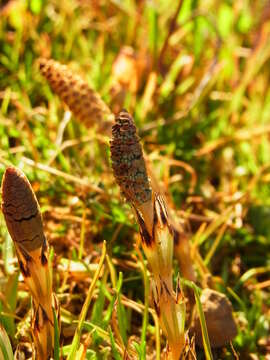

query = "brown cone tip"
[
  {"left": 110, "top": 110, "right": 152, "bottom": 205},
  {"left": 1, "top": 167, "right": 45, "bottom": 252},
  {"left": 1, "top": 167, "right": 39, "bottom": 221}
]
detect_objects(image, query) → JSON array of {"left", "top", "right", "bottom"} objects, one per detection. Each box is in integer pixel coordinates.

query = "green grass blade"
[
  {"left": 109, "top": 326, "right": 122, "bottom": 360},
  {"left": 116, "top": 272, "right": 128, "bottom": 346},
  {"left": 0, "top": 325, "right": 13, "bottom": 360},
  {"left": 191, "top": 283, "right": 213, "bottom": 360},
  {"left": 147, "top": 3, "right": 158, "bottom": 65},
  {"left": 53, "top": 307, "right": 60, "bottom": 360},
  {"left": 0, "top": 273, "right": 18, "bottom": 337},
  {"left": 139, "top": 256, "right": 149, "bottom": 360},
  {"left": 67, "top": 241, "right": 106, "bottom": 360}
]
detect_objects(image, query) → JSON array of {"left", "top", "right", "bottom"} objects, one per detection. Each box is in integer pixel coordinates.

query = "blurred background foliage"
[{"left": 0, "top": 0, "right": 270, "bottom": 358}]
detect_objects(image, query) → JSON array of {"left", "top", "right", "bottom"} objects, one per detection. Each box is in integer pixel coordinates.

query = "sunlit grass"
[{"left": 0, "top": 0, "right": 270, "bottom": 358}]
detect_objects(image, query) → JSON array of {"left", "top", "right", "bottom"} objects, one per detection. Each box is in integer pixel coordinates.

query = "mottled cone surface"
[
  {"left": 38, "top": 58, "right": 113, "bottom": 132},
  {"left": 110, "top": 110, "right": 152, "bottom": 206},
  {"left": 1, "top": 167, "right": 45, "bottom": 252}
]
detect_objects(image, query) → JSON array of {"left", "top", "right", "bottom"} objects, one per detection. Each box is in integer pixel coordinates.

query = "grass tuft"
[{"left": 0, "top": 1, "right": 270, "bottom": 358}]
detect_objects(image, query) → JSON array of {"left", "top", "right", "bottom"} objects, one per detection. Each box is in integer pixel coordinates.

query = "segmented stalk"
[
  {"left": 38, "top": 58, "right": 114, "bottom": 135},
  {"left": 110, "top": 110, "right": 186, "bottom": 359},
  {"left": 1, "top": 167, "right": 59, "bottom": 360}
]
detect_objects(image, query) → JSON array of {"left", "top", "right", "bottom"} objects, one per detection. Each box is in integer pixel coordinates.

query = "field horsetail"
[
  {"left": 38, "top": 58, "right": 114, "bottom": 135},
  {"left": 1, "top": 167, "right": 59, "bottom": 360},
  {"left": 110, "top": 110, "right": 186, "bottom": 359}
]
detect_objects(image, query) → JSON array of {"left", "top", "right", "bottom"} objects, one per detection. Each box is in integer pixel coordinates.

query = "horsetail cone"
[
  {"left": 110, "top": 110, "right": 152, "bottom": 206},
  {"left": 38, "top": 58, "right": 113, "bottom": 134},
  {"left": 110, "top": 110, "right": 172, "bottom": 276},
  {"left": 2, "top": 167, "right": 46, "bottom": 254},
  {"left": 110, "top": 111, "right": 186, "bottom": 359},
  {"left": 110, "top": 110, "right": 172, "bottom": 279},
  {"left": 1, "top": 167, "right": 57, "bottom": 359}
]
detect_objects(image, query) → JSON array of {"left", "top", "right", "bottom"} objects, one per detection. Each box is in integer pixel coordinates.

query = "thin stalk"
[
  {"left": 136, "top": 245, "right": 149, "bottom": 360},
  {"left": 78, "top": 207, "right": 87, "bottom": 260},
  {"left": 67, "top": 241, "right": 106, "bottom": 360},
  {"left": 191, "top": 283, "right": 213, "bottom": 360},
  {"left": 0, "top": 324, "right": 13, "bottom": 360},
  {"left": 153, "top": 312, "right": 161, "bottom": 360}
]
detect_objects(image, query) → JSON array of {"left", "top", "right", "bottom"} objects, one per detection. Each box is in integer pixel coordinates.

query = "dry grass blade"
[
  {"left": 21, "top": 156, "right": 105, "bottom": 195},
  {"left": 38, "top": 58, "right": 114, "bottom": 135},
  {"left": 1, "top": 167, "right": 59, "bottom": 360},
  {"left": 110, "top": 110, "right": 186, "bottom": 359}
]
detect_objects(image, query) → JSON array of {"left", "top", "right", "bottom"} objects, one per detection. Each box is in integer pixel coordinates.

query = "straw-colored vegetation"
[{"left": 0, "top": 1, "right": 270, "bottom": 359}]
